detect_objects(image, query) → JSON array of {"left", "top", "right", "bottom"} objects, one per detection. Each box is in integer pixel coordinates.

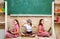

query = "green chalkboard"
[{"left": 5, "top": 0, "right": 53, "bottom": 15}]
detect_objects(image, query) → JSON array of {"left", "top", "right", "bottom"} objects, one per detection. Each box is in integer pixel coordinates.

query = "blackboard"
[{"left": 5, "top": 0, "right": 53, "bottom": 15}]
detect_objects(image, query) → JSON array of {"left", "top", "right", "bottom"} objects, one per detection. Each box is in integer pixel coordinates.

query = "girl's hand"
[
  {"left": 39, "top": 30, "right": 43, "bottom": 33},
  {"left": 11, "top": 32, "right": 14, "bottom": 34},
  {"left": 10, "top": 31, "right": 15, "bottom": 34},
  {"left": 10, "top": 31, "right": 13, "bottom": 34}
]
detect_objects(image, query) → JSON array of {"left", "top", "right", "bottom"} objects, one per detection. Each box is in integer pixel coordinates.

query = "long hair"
[
  {"left": 38, "top": 19, "right": 43, "bottom": 26},
  {"left": 14, "top": 19, "right": 20, "bottom": 27},
  {"left": 30, "top": 22, "right": 32, "bottom": 26}
]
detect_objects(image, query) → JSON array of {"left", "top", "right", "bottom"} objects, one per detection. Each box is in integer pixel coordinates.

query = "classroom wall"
[
  {"left": 7, "top": 16, "right": 52, "bottom": 33},
  {"left": 54, "top": 24, "right": 60, "bottom": 39},
  {"left": 55, "top": 0, "right": 60, "bottom": 1},
  {"left": 55, "top": 0, "right": 60, "bottom": 4},
  {"left": 0, "top": 24, "right": 5, "bottom": 29},
  {"left": 0, "top": 0, "right": 4, "bottom": 3},
  {"left": 54, "top": 0, "right": 60, "bottom": 39},
  {"left": 0, "top": 14, "right": 5, "bottom": 22},
  {"left": 0, "top": 0, "right": 4, "bottom": 39}
]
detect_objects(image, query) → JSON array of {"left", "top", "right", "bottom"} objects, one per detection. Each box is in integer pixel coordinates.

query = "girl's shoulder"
[
  {"left": 38, "top": 25, "right": 43, "bottom": 27},
  {"left": 38, "top": 25, "right": 42, "bottom": 26},
  {"left": 15, "top": 24, "right": 19, "bottom": 28},
  {"left": 15, "top": 24, "right": 19, "bottom": 26}
]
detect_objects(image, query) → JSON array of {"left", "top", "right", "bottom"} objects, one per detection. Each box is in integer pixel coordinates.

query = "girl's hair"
[
  {"left": 38, "top": 19, "right": 43, "bottom": 26},
  {"left": 30, "top": 22, "right": 32, "bottom": 26},
  {"left": 27, "top": 19, "right": 32, "bottom": 26},
  {"left": 14, "top": 19, "right": 20, "bottom": 27}
]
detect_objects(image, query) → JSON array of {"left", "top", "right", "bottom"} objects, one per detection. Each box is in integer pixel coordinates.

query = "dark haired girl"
[
  {"left": 6, "top": 19, "right": 20, "bottom": 38},
  {"left": 38, "top": 19, "right": 50, "bottom": 37}
]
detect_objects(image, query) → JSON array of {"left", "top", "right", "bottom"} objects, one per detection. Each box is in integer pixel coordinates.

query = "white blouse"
[{"left": 24, "top": 24, "right": 33, "bottom": 32}]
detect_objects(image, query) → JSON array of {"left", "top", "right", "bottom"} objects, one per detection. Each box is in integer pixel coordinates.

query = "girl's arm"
[
  {"left": 38, "top": 29, "right": 43, "bottom": 33},
  {"left": 32, "top": 25, "right": 37, "bottom": 28},
  {"left": 12, "top": 29, "right": 19, "bottom": 34},
  {"left": 12, "top": 25, "right": 20, "bottom": 34}
]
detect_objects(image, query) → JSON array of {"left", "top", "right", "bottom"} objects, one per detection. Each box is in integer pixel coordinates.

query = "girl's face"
[
  {"left": 27, "top": 22, "right": 30, "bottom": 25},
  {"left": 14, "top": 20, "right": 17, "bottom": 25},
  {"left": 41, "top": 20, "right": 44, "bottom": 24}
]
